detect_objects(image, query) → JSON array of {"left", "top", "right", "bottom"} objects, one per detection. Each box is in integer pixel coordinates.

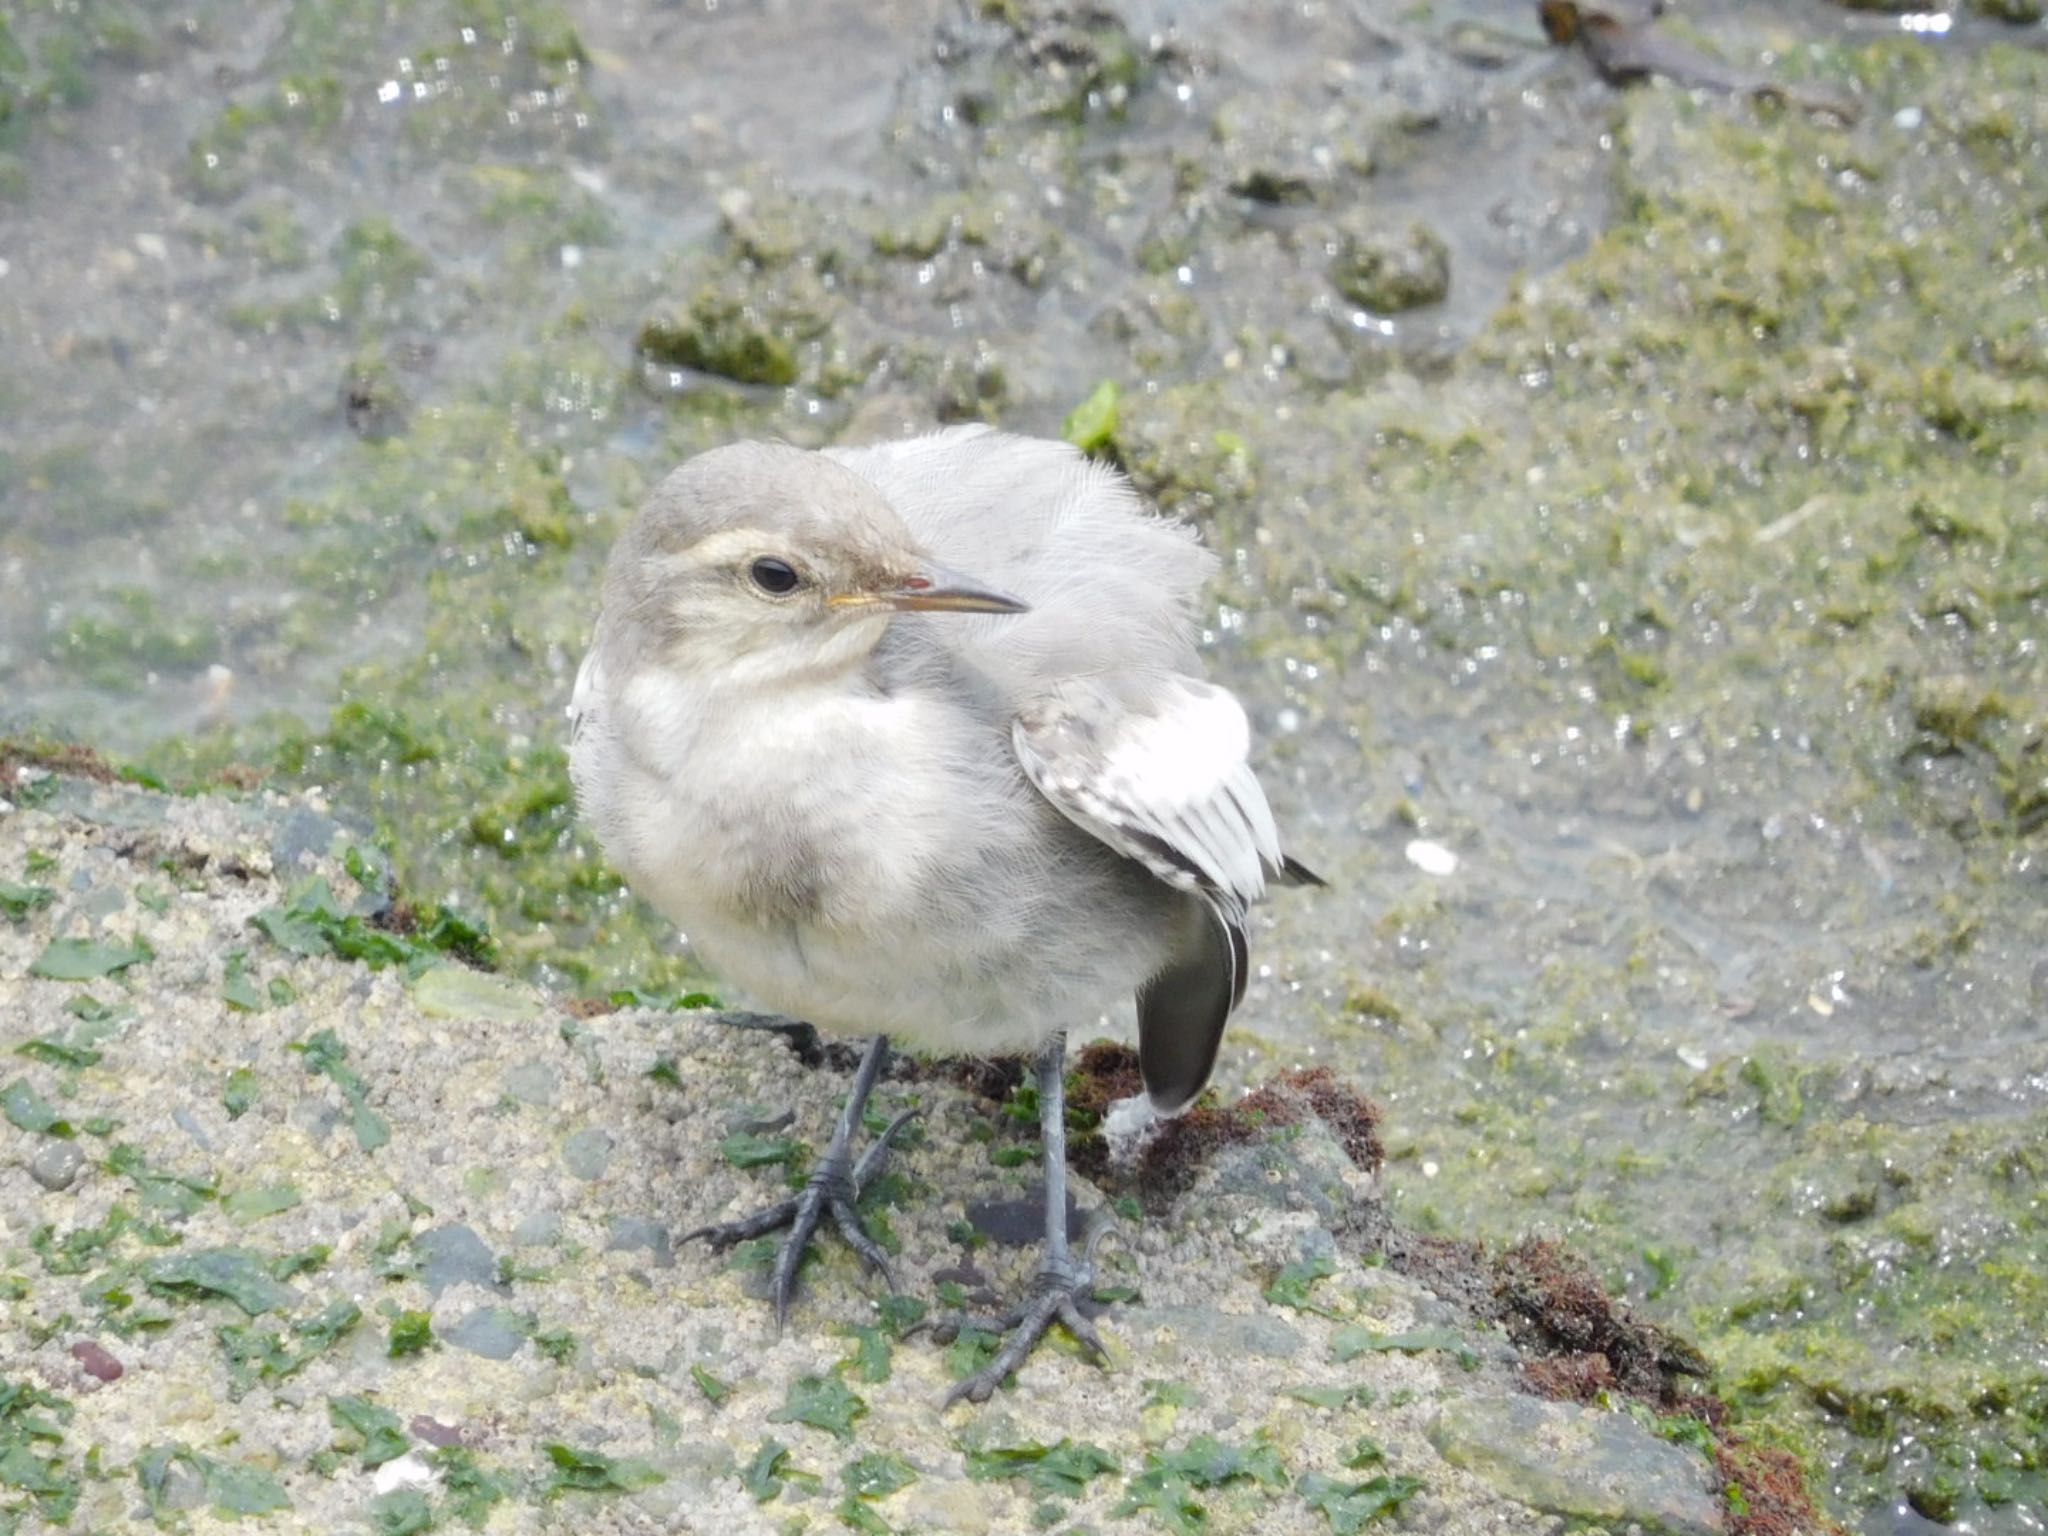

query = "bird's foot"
[
  {"left": 683, "top": 1107, "right": 920, "bottom": 1330},
  {"left": 936, "top": 1222, "right": 1117, "bottom": 1406}
]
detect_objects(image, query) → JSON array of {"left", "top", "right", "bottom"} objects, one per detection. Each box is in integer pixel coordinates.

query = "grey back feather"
[{"left": 825, "top": 426, "right": 1213, "bottom": 696}]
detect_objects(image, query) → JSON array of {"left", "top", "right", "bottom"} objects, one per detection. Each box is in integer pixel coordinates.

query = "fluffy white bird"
[{"left": 569, "top": 425, "right": 1317, "bottom": 1402}]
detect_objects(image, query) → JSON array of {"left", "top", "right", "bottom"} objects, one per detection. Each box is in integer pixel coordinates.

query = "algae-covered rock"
[
  {"left": 411, "top": 963, "right": 539, "bottom": 1023},
  {"left": 637, "top": 292, "right": 802, "bottom": 387},
  {"left": 1330, "top": 216, "right": 1451, "bottom": 312},
  {"left": 0, "top": 774, "right": 1822, "bottom": 1535},
  {"left": 1430, "top": 1394, "right": 1725, "bottom": 1536}
]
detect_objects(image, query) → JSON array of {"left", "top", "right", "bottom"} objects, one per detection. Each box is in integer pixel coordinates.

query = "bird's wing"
[
  {"left": 567, "top": 644, "right": 605, "bottom": 747},
  {"left": 1013, "top": 672, "right": 1290, "bottom": 1115},
  {"left": 1012, "top": 672, "right": 1284, "bottom": 911}
]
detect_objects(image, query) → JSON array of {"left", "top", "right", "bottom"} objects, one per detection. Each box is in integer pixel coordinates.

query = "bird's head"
[{"left": 604, "top": 441, "right": 1026, "bottom": 685}]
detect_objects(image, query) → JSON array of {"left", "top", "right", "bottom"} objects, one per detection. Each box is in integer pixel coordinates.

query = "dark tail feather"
[
  {"left": 1136, "top": 894, "right": 1241, "bottom": 1116},
  {"left": 1277, "top": 854, "right": 1328, "bottom": 889}
]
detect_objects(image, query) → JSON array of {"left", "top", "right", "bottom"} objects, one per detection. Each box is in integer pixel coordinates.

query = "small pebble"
[
  {"left": 512, "top": 1209, "right": 562, "bottom": 1248},
  {"left": 562, "top": 1127, "right": 614, "bottom": 1181},
  {"left": 71, "top": 1339, "right": 123, "bottom": 1381},
  {"left": 446, "top": 1306, "right": 527, "bottom": 1360},
  {"left": 1405, "top": 838, "right": 1459, "bottom": 876},
  {"left": 416, "top": 1224, "right": 500, "bottom": 1296},
  {"left": 409, "top": 1416, "right": 467, "bottom": 1449},
  {"left": 607, "top": 1216, "right": 673, "bottom": 1268},
  {"left": 30, "top": 1140, "right": 84, "bottom": 1191},
  {"left": 504, "top": 1060, "right": 559, "bottom": 1107}
]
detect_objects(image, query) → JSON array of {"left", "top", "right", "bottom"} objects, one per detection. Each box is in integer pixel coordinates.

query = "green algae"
[
  {"left": 768, "top": 1375, "right": 869, "bottom": 1441},
  {"left": 0, "top": 1078, "right": 71, "bottom": 1137},
  {"left": 142, "top": 1248, "right": 296, "bottom": 1316},
  {"left": 1329, "top": 1327, "right": 1479, "bottom": 1372},
  {"left": 135, "top": 1444, "right": 291, "bottom": 1519},
  {"left": 1113, "top": 1434, "right": 1291, "bottom": 1534},
  {"left": 1330, "top": 220, "right": 1451, "bottom": 314},
  {"left": 538, "top": 1441, "right": 665, "bottom": 1497},
  {"left": 253, "top": 878, "right": 494, "bottom": 975},
  {"left": 430, "top": 1446, "right": 512, "bottom": 1526},
  {"left": 741, "top": 1438, "right": 816, "bottom": 1503},
  {"left": 637, "top": 293, "right": 803, "bottom": 388},
  {"left": 0, "top": 1377, "right": 81, "bottom": 1525},
  {"left": 691, "top": 1362, "right": 734, "bottom": 1405},
  {"left": 220, "top": 1299, "right": 362, "bottom": 1396},
  {"left": 27, "top": 935, "right": 152, "bottom": 982},
  {"left": 1062, "top": 380, "right": 1122, "bottom": 456},
  {"left": 328, "top": 1394, "right": 410, "bottom": 1467},
  {"left": 292, "top": 1028, "right": 391, "bottom": 1153},
  {"left": 1266, "top": 1255, "right": 1343, "bottom": 1319},
  {"left": 1298, "top": 1470, "right": 1426, "bottom": 1533},
  {"left": 964, "top": 1439, "right": 1120, "bottom": 1502}
]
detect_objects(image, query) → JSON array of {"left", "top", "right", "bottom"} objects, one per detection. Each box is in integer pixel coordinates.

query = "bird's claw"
[
  {"left": 938, "top": 1248, "right": 1115, "bottom": 1407},
  {"left": 682, "top": 1107, "right": 922, "bottom": 1330}
]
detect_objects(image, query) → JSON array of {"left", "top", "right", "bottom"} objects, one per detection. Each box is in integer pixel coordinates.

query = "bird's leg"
[
  {"left": 682, "top": 1033, "right": 917, "bottom": 1330},
  {"left": 941, "top": 1031, "right": 1115, "bottom": 1407}
]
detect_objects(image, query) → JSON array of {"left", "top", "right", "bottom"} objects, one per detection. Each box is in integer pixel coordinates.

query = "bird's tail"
[{"left": 1275, "top": 854, "right": 1328, "bottom": 889}]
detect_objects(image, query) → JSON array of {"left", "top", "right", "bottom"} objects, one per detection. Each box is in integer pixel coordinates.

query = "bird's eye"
[{"left": 748, "top": 557, "right": 801, "bottom": 596}]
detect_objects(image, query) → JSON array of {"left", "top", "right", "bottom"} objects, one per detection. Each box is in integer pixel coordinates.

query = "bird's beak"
[{"left": 836, "top": 563, "right": 1029, "bottom": 615}]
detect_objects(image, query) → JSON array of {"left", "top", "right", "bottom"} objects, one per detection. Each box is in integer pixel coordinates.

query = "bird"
[{"left": 567, "top": 425, "right": 1319, "bottom": 1404}]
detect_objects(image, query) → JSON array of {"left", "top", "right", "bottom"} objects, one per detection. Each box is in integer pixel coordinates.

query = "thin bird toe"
[
  {"left": 942, "top": 1368, "right": 1007, "bottom": 1409},
  {"left": 928, "top": 1308, "right": 1023, "bottom": 1344},
  {"left": 768, "top": 1216, "right": 826, "bottom": 1330},
  {"left": 830, "top": 1199, "right": 899, "bottom": 1287},
  {"left": 1057, "top": 1298, "right": 1109, "bottom": 1362},
  {"left": 936, "top": 1277, "right": 1115, "bottom": 1408},
  {"left": 681, "top": 1197, "right": 802, "bottom": 1249},
  {"left": 851, "top": 1108, "right": 922, "bottom": 1189}
]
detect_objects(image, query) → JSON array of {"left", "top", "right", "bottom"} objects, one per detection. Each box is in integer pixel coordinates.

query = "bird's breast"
[
  {"left": 606, "top": 673, "right": 988, "bottom": 932},
  {"left": 582, "top": 666, "right": 1173, "bottom": 1050}
]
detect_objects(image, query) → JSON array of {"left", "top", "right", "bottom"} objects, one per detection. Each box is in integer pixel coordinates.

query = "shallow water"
[{"left": 3, "top": 2, "right": 2045, "bottom": 1530}]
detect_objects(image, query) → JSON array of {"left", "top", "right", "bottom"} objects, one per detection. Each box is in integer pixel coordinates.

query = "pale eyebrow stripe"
[{"left": 674, "top": 528, "right": 786, "bottom": 569}]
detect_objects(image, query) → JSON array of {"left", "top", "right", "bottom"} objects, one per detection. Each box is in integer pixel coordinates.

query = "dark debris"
[
  {"left": 1058, "top": 1044, "right": 1384, "bottom": 1212},
  {"left": 1539, "top": 1, "right": 1861, "bottom": 121}
]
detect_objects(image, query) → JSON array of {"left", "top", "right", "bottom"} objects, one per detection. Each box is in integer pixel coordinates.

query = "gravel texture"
[{"left": 1, "top": 775, "right": 1756, "bottom": 1534}]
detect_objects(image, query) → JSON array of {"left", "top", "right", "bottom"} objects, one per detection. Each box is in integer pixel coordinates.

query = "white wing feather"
[
  {"left": 1013, "top": 674, "right": 1282, "bottom": 910},
  {"left": 567, "top": 646, "right": 605, "bottom": 747}
]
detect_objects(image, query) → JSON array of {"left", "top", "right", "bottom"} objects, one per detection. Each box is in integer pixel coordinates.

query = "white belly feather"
[{"left": 573, "top": 666, "right": 1154, "bottom": 1054}]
